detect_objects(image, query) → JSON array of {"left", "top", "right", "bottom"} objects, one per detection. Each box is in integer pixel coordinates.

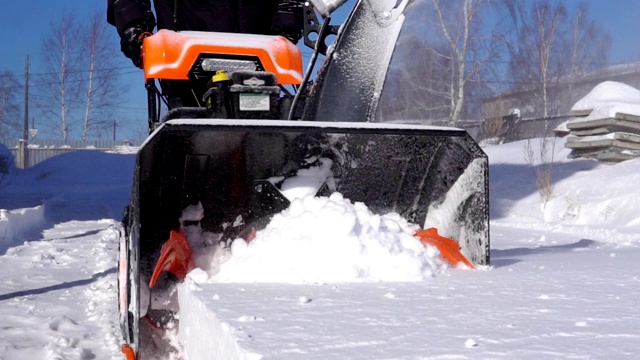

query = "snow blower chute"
[{"left": 118, "top": 0, "right": 489, "bottom": 358}]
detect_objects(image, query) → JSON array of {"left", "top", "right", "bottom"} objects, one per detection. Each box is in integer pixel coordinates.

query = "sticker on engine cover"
[{"left": 239, "top": 93, "right": 270, "bottom": 111}]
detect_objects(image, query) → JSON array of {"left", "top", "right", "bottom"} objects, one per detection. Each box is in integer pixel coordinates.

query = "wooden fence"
[{"left": 1, "top": 139, "right": 143, "bottom": 169}]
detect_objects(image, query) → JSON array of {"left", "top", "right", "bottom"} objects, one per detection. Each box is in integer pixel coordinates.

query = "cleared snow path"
[
  {"left": 177, "top": 221, "right": 640, "bottom": 360},
  {"left": 0, "top": 220, "right": 122, "bottom": 359}
]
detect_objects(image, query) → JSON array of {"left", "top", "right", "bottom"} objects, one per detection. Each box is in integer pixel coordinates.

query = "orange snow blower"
[{"left": 117, "top": 1, "right": 489, "bottom": 358}]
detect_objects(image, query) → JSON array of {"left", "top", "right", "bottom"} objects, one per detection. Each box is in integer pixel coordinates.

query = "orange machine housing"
[{"left": 142, "top": 29, "right": 304, "bottom": 85}]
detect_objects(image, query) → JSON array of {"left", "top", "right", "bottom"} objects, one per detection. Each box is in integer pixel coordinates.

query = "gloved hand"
[
  {"left": 120, "top": 19, "right": 153, "bottom": 68},
  {"left": 272, "top": 1, "right": 304, "bottom": 44}
]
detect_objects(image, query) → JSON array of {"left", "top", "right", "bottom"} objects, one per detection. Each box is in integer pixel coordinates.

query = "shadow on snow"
[
  {"left": 490, "top": 239, "right": 597, "bottom": 268},
  {"left": 489, "top": 159, "right": 598, "bottom": 220},
  {"left": 0, "top": 267, "right": 117, "bottom": 302}
]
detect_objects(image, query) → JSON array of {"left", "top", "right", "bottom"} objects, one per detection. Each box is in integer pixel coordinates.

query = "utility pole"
[
  {"left": 19, "top": 55, "right": 30, "bottom": 168},
  {"left": 23, "top": 55, "right": 29, "bottom": 140},
  {"left": 113, "top": 119, "right": 116, "bottom": 141}
]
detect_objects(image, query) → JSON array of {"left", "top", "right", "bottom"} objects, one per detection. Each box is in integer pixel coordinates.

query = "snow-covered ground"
[{"left": 1, "top": 134, "right": 639, "bottom": 359}]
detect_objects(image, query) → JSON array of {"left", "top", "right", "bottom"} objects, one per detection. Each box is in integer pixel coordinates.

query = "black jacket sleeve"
[{"left": 107, "top": 0, "right": 156, "bottom": 35}]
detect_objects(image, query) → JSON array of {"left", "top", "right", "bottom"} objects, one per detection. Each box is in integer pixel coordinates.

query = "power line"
[
  {"left": 27, "top": 92, "right": 147, "bottom": 111},
  {"left": 5, "top": 57, "right": 635, "bottom": 87},
  {"left": 2, "top": 70, "right": 142, "bottom": 90},
  {"left": 13, "top": 66, "right": 135, "bottom": 78},
  {"left": 4, "top": 51, "right": 319, "bottom": 79}
]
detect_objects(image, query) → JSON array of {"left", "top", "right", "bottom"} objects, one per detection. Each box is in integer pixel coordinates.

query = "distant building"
[{"left": 483, "top": 63, "right": 640, "bottom": 119}]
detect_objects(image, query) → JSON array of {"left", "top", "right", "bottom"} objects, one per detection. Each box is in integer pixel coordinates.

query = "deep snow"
[{"left": 1, "top": 131, "right": 640, "bottom": 359}]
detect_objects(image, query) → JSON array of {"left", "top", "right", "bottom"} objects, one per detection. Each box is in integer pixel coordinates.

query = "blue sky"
[
  {"left": 0, "top": 1, "right": 148, "bottom": 139},
  {"left": 1, "top": 0, "right": 640, "bottom": 139},
  {"left": 556, "top": 0, "right": 640, "bottom": 62},
  {"left": 3, "top": 0, "right": 636, "bottom": 71},
  {"left": 1, "top": 1, "right": 110, "bottom": 79}
]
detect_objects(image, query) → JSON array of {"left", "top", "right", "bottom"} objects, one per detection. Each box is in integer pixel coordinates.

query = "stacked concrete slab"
[{"left": 564, "top": 81, "right": 640, "bottom": 162}]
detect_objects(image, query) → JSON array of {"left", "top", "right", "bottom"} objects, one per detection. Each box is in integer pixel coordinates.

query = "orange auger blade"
[
  {"left": 415, "top": 228, "right": 475, "bottom": 269},
  {"left": 246, "top": 228, "right": 258, "bottom": 244},
  {"left": 121, "top": 344, "right": 136, "bottom": 360},
  {"left": 149, "top": 229, "right": 196, "bottom": 288}
]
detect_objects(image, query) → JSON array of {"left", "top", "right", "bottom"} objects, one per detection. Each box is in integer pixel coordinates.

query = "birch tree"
[
  {"left": 497, "top": 0, "right": 609, "bottom": 118},
  {"left": 79, "top": 12, "right": 124, "bottom": 140},
  {"left": 376, "top": 36, "right": 453, "bottom": 123},
  {"left": 497, "top": 0, "right": 567, "bottom": 118},
  {"left": 40, "top": 15, "right": 80, "bottom": 142},
  {"left": 432, "top": 0, "right": 491, "bottom": 124},
  {"left": 375, "top": 0, "right": 497, "bottom": 125},
  {"left": 567, "top": 3, "right": 610, "bottom": 77},
  {"left": 534, "top": 1, "right": 566, "bottom": 118},
  {"left": 564, "top": 3, "right": 611, "bottom": 105}
]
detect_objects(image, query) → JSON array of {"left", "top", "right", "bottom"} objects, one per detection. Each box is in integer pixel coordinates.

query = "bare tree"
[
  {"left": 0, "top": 71, "right": 21, "bottom": 139},
  {"left": 564, "top": 3, "right": 611, "bottom": 105},
  {"left": 497, "top": 0, "right": 567, "bottom": 118},
  {"left": 79, "top": 12, "right": 125, "bottom": 140},
  {"left": 375, "top": 0, "right": 497, "bottom": 125},
  {"left": 376, "top": 35, "right": 453, "bottom": 123},
  {"left": 432, "top": 0, "right": 492, "bottom": 124},
  {"left": 495, "top": 1, "right": 610, "bottom": 119},
  {"left": 567, "top": 3, "right": 610, "bottom": 77},
  {"left": 534, "top": 2, "right": 566, "bottom": 118},
  {"left": 38, "top": 14, "right": 81, "bottom": 142}
]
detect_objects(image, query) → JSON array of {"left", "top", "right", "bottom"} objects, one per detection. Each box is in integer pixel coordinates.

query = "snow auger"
[{"left": 118, "top": 0, "right": 490, "bottom": 358}]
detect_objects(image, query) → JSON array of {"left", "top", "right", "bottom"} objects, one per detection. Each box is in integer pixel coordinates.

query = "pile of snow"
[
  {"left": 196, "top": 193, "right": 444, "bottom": 284},
  {"left": 0, "top": 206, "right": 47, "bottom": 250},
  {"left": 0, "top": 150, "right": 135, "bottom": 223},
  {"left": 570, "top": 81, "right": 640, "bottom": 121},
  {"left": 108, "top": 144, "right": 140, "bottom": 155},
  {"left": 562, "top": 81, "right": 640, "bottom": 162},
  {"left": 486, "top": 137, "right": 640, "bottom": 243}
]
